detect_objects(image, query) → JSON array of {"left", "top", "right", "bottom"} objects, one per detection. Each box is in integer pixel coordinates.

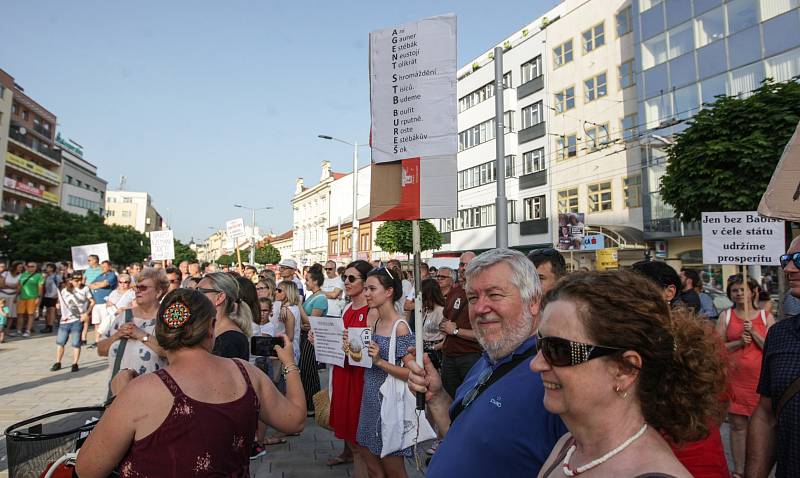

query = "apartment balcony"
[
  {"left": 3, "top": 179, "right": 60, "bottom": 206},
  {"left": 32, "top": 122, "right": 52, "bottom": 138},
  {"left": 4, "top": 152, "right": 61, "bottom": 186},
  {"left": 8, "top": 129, "right": 62, "bottom": 165},
  {"left": 1, "top": 202, "right": 30, "bottom": 217}
]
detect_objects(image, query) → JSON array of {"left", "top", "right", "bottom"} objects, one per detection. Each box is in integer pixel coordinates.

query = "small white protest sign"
[
  {"left": 226, "top": 218, "right": 246, "bottom": 239},
  {"left": 149, "top": 230, "right": 175, "bottom": 261},
  {"left": 309, "top": 316, "right": 346, "bottom": 368},
  {"left": 71, "top": 243, "right": 110, "bottom": 270},
  {"left": 701, "top": 211, "right": 785, "bottom": 265}
]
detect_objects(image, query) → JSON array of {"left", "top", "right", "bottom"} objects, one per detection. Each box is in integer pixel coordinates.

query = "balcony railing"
[
  {"left": 33, "top": 123, "right": 52, "bottom": 138},
  {"left": 9, "top": 129, "right": 61, "bottom": 162},
  {"left": 1, "top": 203, "right": 30, "bottom": 216}
]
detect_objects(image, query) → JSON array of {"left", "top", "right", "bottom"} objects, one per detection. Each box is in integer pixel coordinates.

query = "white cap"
[{"left": 278, "top": 258, "right": 298, "bottom": 269}]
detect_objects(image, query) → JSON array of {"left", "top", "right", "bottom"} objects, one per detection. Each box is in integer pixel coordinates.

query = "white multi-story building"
[
  {"left": 291, "top": 161, "right": 345, "bottom": 265},
  {"left": 105, "top": 190, "right": 165, "bottom": 235}
]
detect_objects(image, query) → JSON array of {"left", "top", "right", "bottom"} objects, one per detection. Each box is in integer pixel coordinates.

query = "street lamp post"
[
  {"left": 233, "top": 205, "right": 273, "bottom": 265},
  {"left": 318, "top": 135, "right": 367, "bottom": 262}
]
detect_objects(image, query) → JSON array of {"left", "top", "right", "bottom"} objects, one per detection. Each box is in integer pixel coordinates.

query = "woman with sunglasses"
[
  {"left": 324, "top": 260, "right": 373, "bottom": 470},
  {"left": 273, "top": 280, "right": 302, "bottom": 364},
  {"left": 51, "top": 273, "right": 93, "bottom": 372},
  {"left": 356, "top": 266, "right": 416, "bottom": 477},
  {"left": 93, "top": 273, "right": 135, "bottom": 337},
  {"left": 716, "top": 275, "right": 774, "bottom": 478},
  {"left": 98, "top": 267, "right": 169, "bottom": 395},
  {"left": 532, "top": 270, "right": 727, "bottom": 478}
]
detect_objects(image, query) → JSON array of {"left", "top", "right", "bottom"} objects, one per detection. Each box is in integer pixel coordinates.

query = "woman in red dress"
[
  {"left": 716, "top": 275, "right": 774, "bottom": 478},
  {"left": 327, "top": 260, "right": 373, "bottom": 474}
]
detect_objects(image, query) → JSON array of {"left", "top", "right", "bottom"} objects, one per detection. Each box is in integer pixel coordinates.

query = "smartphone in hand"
[{"left": 250, "top": 336, "right": 283, "bottom": 357}]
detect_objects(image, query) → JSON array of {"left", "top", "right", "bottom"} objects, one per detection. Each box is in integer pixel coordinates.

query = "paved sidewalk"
[{"left": 0, "top": 327, "right": 427, "bottom": 478}]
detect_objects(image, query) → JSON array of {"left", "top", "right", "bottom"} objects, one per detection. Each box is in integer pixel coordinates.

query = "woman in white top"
[
  {"left": 94, "top": 273, "right": 136, "bottom": 336},
  {"left": 420, "top": 278, "right": 446, "bottom": 370},
  {"left": 52, "top": 273, "right": 94, "bottom": 372},
  {"left": 274, "top": 280, "right": 301, "bottom": 364},
  {"left": 0, "top": 261, "right": 24, "bottom": 329}
]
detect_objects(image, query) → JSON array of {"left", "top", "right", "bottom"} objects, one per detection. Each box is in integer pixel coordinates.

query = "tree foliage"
[
  {"left": 374, "top": 220, "right": 442, "bottom": 255},
  {"left": 0, "top": 205, "right": 149, "bottom": 265},
  {"left": 173, "top": 240, "right": 197, "bottom": 264},
  {"left": 239, "top": 244, "right": 280, "bottom": 265},
  {"left": 660, "top": 80, "right": 800, "bottom": 222},
  {"left": 216, "top": 254, "right": 235, "bottom": 266}
]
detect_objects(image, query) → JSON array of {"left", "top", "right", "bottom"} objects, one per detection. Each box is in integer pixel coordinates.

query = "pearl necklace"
[{"left": 562, "top": 423, "right": 648, "bottom": 476}]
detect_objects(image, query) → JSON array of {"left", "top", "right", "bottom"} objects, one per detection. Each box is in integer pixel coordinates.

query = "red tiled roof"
[
  {"left": 272, "top": 230, "right": 293, "bottom": 241},
  {"left": 331, "top": 172, "right": 347, "bottom": 180}
]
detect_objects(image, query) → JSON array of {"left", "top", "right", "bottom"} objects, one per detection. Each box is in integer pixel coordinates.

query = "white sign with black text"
[
  {"left": 309, "top": 316, "right": 346, "bottom": 368},
  {"left": 226, "top": 218, "right": 246, "bottom": 240},
  {"left": 149, "top": 230, "right": 175, "bottom": 261},
  {"left": 701, "top": 211, "right": 785, "bottom": 265}
]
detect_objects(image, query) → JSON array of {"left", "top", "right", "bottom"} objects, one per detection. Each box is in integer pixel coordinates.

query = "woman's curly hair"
[{"left": 546, "top": 269, "right": 729, "bottom": 444}]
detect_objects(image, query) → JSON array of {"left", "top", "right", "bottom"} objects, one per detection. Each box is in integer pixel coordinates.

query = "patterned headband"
[{"left": 162, "top": 301, "right": 191, "bottom": 329}]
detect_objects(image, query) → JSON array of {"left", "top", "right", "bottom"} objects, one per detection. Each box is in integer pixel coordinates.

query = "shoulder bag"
[{"left": 378, "top": 319, "right": 436, "bottom": 457}]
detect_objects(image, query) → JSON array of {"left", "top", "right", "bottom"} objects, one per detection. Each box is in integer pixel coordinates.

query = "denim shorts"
[{"left": 56, "top": 321, "right": 83, "bottom": 348}]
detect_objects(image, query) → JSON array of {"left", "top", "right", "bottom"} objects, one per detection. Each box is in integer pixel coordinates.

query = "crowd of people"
[{"left": 2, "top": 239, "right": 799, "bottom": 478}]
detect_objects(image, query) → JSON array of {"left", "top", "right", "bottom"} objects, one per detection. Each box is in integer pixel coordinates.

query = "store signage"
[
  {"left": 56, "top": 132, "right": 84, "bottom": 158},
  {"left": 5, "top": 152, "right": 61, "bottom": 183}
]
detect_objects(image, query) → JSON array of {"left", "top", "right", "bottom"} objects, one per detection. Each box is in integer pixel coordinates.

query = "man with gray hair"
[{"left": 408, "top": 248, "right": 566, "bottom": 477}]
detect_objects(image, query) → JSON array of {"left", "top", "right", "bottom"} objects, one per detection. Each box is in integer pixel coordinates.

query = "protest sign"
[
  {"left": 557, "top": 213, "right": 585, "bottom": 250},
  {"left": 309, "top": 316, "right": 346, "bottom": 368},
  {"left": 226, "top": 218, "right": 246, "bottom": 239},
  {"left": 701, "top": 211, "right": 785, "bottom": 265},
  {"left": 346, "top": 327, "right": 373, "bottom": 368},
  {"left": 71, "top": 243, "right": 109, "bottom": 270},
  {"left": 758, "top": 119, "right": 800, "bottom": 221},
  {"left": 149, "top": 230, "right": 175, "bottom": 261}
]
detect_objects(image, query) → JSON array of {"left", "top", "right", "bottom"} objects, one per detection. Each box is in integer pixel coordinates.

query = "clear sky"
[{"left": 1, "top": 0, "right": 557, "bottom": 243}]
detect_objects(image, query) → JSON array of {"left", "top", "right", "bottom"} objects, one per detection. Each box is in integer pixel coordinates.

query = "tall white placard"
[
  {"left": 701, "top": 211, "right": 785, "bottom": 265},
  {"left": 369, "top": 14, "right": 457, "bottom": 163},
  {"left": 71, "top": 243, "right": 110, "bottom": 270},
  {"left": 150, "top": 230, "right": 175, "bottom": 261},
  {"left": 226, "top": 218, "right": 246, "bottom": 239}
]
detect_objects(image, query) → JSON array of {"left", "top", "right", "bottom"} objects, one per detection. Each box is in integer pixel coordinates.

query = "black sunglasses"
[
  {"left": 780, "top": 252, "right": 800, "bottom": 269},
  {"left": 460, "top": 367, "right": 493, "bottom": 410},
  {"left": 276, "top": 288, "right": 283, "bottom": 293},
  {"left": 345, "top": 275, "right": 362, "bottom": 283},
  {"left": 325, "top": 267, "right": 334, "bottom": 271},
  {"left": 536, "top": 332, "right": 623, "bottom": 367},
  {"left": 528, "top": 248, "right": 566, "bottom": 266}
]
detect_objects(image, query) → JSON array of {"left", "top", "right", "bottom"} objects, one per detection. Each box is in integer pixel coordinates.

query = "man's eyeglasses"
[
  {"left": 345, "top": 275, "right": 362, "bottom": 284},
  {"left": 536, "top": 332, "right": 623, "bottom": 367},
  {"left": 325, "top": 267, "right": 334, "bottom": 271},
  {"left": 196, "top": 287, "right": 223, "bottom": 295},
  {"left": 435, "top": 275, "right": 451, "bottom": 281},
  {"left": 779, "top": 252, "right": 800, "bottom": 269}
]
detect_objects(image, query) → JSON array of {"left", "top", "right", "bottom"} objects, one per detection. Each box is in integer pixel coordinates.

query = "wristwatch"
[{"left": 453, "top": 328, "right": 460, "bottom": 336}]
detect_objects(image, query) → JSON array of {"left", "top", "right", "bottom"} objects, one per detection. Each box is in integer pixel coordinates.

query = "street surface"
[{"left": 0, "top": 330, "right": 427, "bottom": 478}]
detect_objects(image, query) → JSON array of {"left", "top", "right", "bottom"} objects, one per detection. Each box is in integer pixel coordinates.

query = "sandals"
[
  {"left": 264, "top": 436, "right": 287, "bottom": 445},
  {"left": 326, "top": 456, "right": 353, "bottom": 466}
]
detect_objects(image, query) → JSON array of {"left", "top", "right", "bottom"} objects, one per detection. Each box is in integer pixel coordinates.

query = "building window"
[
  {"left": 106, "top": 210, "right": 115, "bottom": 217},
  {"left": 586, "top": 123, "right": 610, "bottom": 151},
  {"left": 121, "top": 210, "right": 132, "bottom": 218},
  {"left": 521, "top": 101, "right": 544, "bottom": 129},
  {"left": 553, "top": 39, "right": 574, "bottom": 68},
  {"left": 557, "top": 134, "right": 578, "bottom": 160},
  {"left": 521, "top": 56, "right": 543, "bottom": 84},
  {"left": 558, "top": 187, "right": 580, "bottom": 213},
  {"left": 583, "top": 22, "right": 606, "bottom": 53},
  {"left": 458, "top": 111, "right": 514, "bottom": 151},
  {"left": 23, "top": 110, "right": 29, "bottom": 121},
  {"left": 0, "top": 84, "right": 5, "bottom": 99},
  {"left": 458, "top": 72, "right": 512, "bottom": 112},
  {"left": 554, "top": 86, "right": 576, "bottom": 113},
  {"left": 455, "top": 202, "right": 516, "bottom": 230},
  {"left": 624, "top": 175, "right": 642, "bottom": 207},
  {"left": 523, "top": 196, "right": 546, "bottom": 220},
  {"left": 621, "top": 113, "right": 639, "bottom": 141},
  {"left": 617, "top": 6, "right": 633, "bottom": 36},
  {"left": 457, "top": 156, "right": 515, "bottom": 191},
  {"left": 584, "top": 73, "right": 608, "bottom": 102},
  {"left": 523, "top": 148, "right": 546, "bottom": 175},
  {"left": 619, "top": 60, "right": 636, "bottom": 89},
  {"left": 360, "top": 233, "right": 370, "bottom": 252},
  {"left": 122, "top": 196, "right": 132, "bottom": 203},
  {"left": 588, "top": 181, "right": 613, "bottom": 212},
  {"left": 65, "top": 175, "right": 73, "bottom": 184}
]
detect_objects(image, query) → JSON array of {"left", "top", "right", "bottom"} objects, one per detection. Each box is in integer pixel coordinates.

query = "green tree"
[
  {"left": 374, "top": 220, "right": 442, "bottom": 255},
  {"left": 0, "top": 205, "right": 148, "bottom": 264},
  {"left": 216, "top": 254, "right": 235, "bottom": 266},
  {"left": 173, "top": 240, "right": 197, "bottom": 264},
  {"left": 659, "top": 79, "right": 800, "bottom": 222},
  {"left": 254, "top": 244, "right": 281, "bottom": 264}
]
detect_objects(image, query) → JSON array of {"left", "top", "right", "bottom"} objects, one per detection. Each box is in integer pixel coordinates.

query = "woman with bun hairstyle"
[
  {"left": 356, "top": 266, "right": 416, "bottom": 478},
  {"left": 76, "top": 288, "right": 306, "bottom": 478},
  {"left": 716, "top": 275, "right": 774, "bottom": 478},
  {"left": 532, "top": 270, "right": 728, "bottom": 478}
]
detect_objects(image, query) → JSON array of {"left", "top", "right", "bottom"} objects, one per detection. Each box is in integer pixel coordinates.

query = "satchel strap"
[
  {"left": 776, "top": 375, "right": 800, "bottom": 418},
  {"left": 107, "top": 309, "right": 135, "bottom": 401}
]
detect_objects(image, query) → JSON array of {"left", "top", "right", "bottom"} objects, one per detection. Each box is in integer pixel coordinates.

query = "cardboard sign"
[
  {"left": 226, "top": 218, "right": 246, "bottom": 239},
  {"left": 369, "top": 14, "right": 457, "bottom": 163},
  {"left": 149, "top": 230, "right": 175, "bottom": 261},
  {"left": 758, "top": 120, "right": 800, "bottom": 221},
  {"left": 71, "top": 243, "right": 109, "bottom": 270},
  {"left": 368, "top": 14, "right": 458, "bottom": 220},
  {"left": 557, "top": 213, "right": 585, "bottom": 250},
  {"left": 310, "top": 316, "right": 346, "bottom": 368},
  {"left": 701, "top": 211, "right": 785, "bottom": 265},
  {"left": 346, "top": 327, "right": 373, "bottom": 368}
]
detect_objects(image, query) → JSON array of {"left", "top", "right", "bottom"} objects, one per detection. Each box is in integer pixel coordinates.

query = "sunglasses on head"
[
  {"left": 375, "top": 267, "right": 394, "bottom": 280},
  {"left": 345, "top": 275, "right": 362, "bottom": 283},
  {"left": 536, "top": 332, "right": 623, "bottom": 367},
  {"left": 780, "top": 252, "right": 800, "bottom": 269}
]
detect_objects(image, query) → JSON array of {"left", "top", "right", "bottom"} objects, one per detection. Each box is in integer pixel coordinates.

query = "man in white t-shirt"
[{"left": 321, "top": 260, "right": 345, "bottom": 317}]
